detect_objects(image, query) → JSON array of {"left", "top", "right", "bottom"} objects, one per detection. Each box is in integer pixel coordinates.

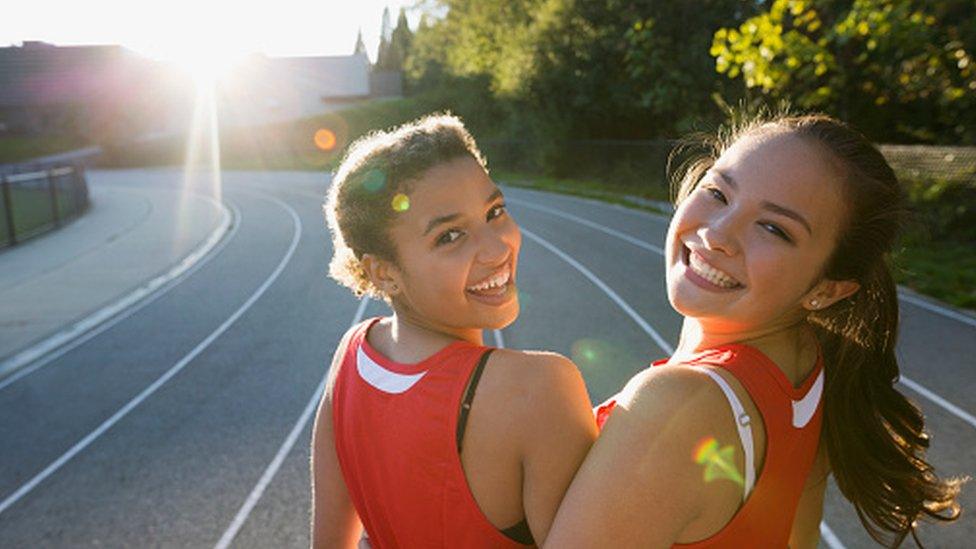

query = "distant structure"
[
  {"left": 0, "top": 41, "right": 398, "bottom": 137},
  {"left": 217, "top": 52, "right": 373, "bottom": 127},
  {"left": 0, "top": 41, "right": 167, "bottom": 139}
]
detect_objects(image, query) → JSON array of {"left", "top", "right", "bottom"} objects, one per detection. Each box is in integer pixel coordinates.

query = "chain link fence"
[
  {"left": 482, "top": 139, "right": 976, "bottom": 190},
  {"left": 877, "top": 145, "right": 976, "bottom": 185}
]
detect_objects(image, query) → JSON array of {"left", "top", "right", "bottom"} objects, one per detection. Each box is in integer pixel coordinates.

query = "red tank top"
[
  {"left": 331, "top": 318, "right": 529, "bottom": 548},
  {"left": 594, "top": 343, "right": 824, "bottom": 547}
]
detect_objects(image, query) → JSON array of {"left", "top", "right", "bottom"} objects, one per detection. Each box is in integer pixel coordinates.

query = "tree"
[
  {"left": 376, "top": 7, "right": 393, "bottom": 68},
  {"left": 527, "top": 0, "right": 754, "bottom": 139},
  {"left": 353, "top": 29, "right": 367, "bottom": 56},
  {"left": 376, "top": 8, "right": 413, "bottom": 71},
  {"left": 710, "top": 0, "right": 976, "bottom": 143}
]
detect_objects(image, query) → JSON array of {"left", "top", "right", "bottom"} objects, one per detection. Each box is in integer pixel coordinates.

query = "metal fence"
[
  {"left": 876, "top": 145, "right": 976, "bottom": 185},
  {"left": 482, "top": 139, "right": 976, "bottom": 191},
  {"left": 0, "top": 148, "right": 98, "bottom": 249}
]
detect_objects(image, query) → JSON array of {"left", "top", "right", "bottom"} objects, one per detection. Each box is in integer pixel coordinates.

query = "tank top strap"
[{"left": 716, "top": 344, "right": 824, "bottom": 431}]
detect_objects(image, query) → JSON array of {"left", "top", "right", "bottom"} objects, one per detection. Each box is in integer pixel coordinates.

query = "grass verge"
[
  {"left": 0, "top": 135, "right": 90, "bottom": 164},
  {"left": 501, "top": 172, "right": 975, "bottom": 313}
]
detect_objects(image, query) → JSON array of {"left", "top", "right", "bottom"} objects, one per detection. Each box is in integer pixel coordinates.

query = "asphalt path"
[{"left": 0, "top": 170, "right": 972, "bottom": 547}]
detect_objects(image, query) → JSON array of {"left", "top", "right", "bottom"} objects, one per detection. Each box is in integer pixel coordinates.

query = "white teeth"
[
  {"left": 467, "top": 268, "right": 511, "bottom": 292},
  {"left": 688, "top": 251, "right": 740, "bottom": 289}
]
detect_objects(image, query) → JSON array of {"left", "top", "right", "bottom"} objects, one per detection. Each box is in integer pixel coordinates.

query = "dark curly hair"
[{"left": 324, "top": 113, "right": 487, "bottom": 299}]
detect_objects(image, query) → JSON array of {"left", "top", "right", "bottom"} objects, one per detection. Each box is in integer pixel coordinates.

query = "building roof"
[{"left": 0, "top": 42, "right": 153, "bottom": 107}]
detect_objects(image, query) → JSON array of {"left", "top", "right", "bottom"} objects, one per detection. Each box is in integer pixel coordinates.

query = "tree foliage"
[
  {"left": 376, "top": 8, "right": 414, "bottom": 71},
  {"left": 399, "top": 0, "right": 975, "bottom": 145},
  {"left": 711, "top": 0, "right": 976, "bottom": 143}
]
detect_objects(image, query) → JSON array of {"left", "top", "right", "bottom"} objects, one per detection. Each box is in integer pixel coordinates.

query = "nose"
[
  {"left": 698, "top": 212, "right": 739, "bottom": 256},
  {"left": 476, "top": 223, "right": 517, "bottom": 266}
]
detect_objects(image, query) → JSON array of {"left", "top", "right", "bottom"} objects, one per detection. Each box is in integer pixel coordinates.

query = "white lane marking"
[
  {"left": 0, "top": 194, "right": 235, "bottom": 390},
  {"left": 820, "top": 522, "right": 847, "bottom": 549},
  {"left": 0, "top": 195, "right": 302, "bottom": 517},
  {"left": 493, "top": 329, "right": 505, "bottom": 349},
  {"left": 900, "top": 377, "right": 976, "bottom": 430},
  {"left": 523, "top": 223, "right": 846, "bottom": 547},
  {"left": 521, "top": 228, "right": 673, "bottom": 355},
  {"left": 513, "top": 186, "right": 976, "bottom": 331},
  {"left": 214, "top": 297, "right": 370, "bottom": 549},
  {"left": 503, "top": 184, "right": 671, "bottom": 223},
  {"left": 521, "top": 196, "right": 976, "bottom": 431},
  {"left": 509, "top": 197, "right": 665, "bottom": 255},
  {"left": 897, "top": 291, "right": 976, "bottom": 329}
]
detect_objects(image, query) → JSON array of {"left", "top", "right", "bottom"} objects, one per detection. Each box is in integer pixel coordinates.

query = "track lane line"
[
  {"left": 515, "top": 197, "right": 976, "bottom": 431},
  {"left": 0, "top": 195, "right": 236, "bottom": 391},
  {"left": 0, "top": 195, "right": 301, "bottom": 517},
  {"left": 509, "top": 191, "right": 976, "bottom": 331},
  {"left": 521, "top": 228, "right": 673, "bottom": 355},
  {"left": 213, "top": 297, "right": 370, "bottom": 549},
  {"left": 820, "top": 522, "right": 847, "bottom": 549},
  {"left": 521, "top": 225, "right": 845, "bottom": 547}
]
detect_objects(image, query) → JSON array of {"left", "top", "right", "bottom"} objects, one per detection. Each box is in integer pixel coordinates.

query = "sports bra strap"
[
  {"left": 456, "top": 349, "right": 494, "bottom": 452},
  {"left": 695, "top": 367, "right": 756, "bottom": 501}
]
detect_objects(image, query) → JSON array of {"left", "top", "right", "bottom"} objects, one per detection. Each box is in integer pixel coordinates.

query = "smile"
[
  {"left": 683, "top": 247, "right": 744, "bottom": 290},
  {"left": 466, "top": 266, "right": 511, "bottom": 295}
]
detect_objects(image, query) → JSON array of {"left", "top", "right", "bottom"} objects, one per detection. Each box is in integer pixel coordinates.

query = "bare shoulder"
[
  {"left": 612, "top": 364, "right": 739, "bottom": 438},
  {"left": 490, "top": 348, "right": 582, "bottom": 381},
  {"left": 478, "top": 348, "right": 593, "bottom": 436}
]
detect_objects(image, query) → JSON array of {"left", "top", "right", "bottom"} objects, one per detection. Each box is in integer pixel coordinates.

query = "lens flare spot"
[
  {"left": 362, "top": 169, "right": 386, "bottom": 193},
  {"left": 314, "top": 128, "right": 337, "bottom": 151},
  {"left": 391, "top": 193, "right": 410, "bottom": 212},
  {"left": 693, "top": 436, "right": 743, "bottom": 487}
]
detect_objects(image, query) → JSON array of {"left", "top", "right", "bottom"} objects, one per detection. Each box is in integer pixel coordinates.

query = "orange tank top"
[
  {"left": 332, "top": 318, "right": 530, "bottom": 548},
  {"left": 595, "top": 343, "right": 824, "bottom": 547}
]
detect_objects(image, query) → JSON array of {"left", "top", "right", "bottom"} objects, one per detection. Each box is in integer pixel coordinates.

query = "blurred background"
[
  {"left": 0, "top": 2, "right": 974, "bottom": 548},
  {"left": 3, "top": 0, "right": 973, "bottom": 307}
]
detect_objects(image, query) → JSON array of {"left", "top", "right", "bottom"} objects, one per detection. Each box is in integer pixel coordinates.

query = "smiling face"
[
  {"left": 665, "top": 131, "right": 848, "bottom": 334},
  {"left": 381, "top": 156, "right": 521, "bottom": 336}
]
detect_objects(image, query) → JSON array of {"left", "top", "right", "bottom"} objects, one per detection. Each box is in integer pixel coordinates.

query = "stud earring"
[
  {"left": 809, "top": 299, "right": 819, "bottom": 309},
  {"left": 390, "top": 284, "right": 399, "bottom": 293}
]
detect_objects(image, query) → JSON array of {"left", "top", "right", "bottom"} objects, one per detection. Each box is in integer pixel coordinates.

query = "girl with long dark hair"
[{"left": 546, "top": 114, "right": 963, "bottom": 547}]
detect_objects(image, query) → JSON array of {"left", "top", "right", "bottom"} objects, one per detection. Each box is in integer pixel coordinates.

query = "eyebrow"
[
  {"left": 422, "top": 188, "right": 505, "bottom": 236},
  {"left": 712, "top": 170, "right": 813, "bottom": 236}
]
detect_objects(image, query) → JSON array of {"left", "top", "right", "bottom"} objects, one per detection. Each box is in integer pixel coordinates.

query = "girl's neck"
[
  {"left": 673, "top": 317, "right": 818, "bottom": 387},
  {"left": 391, "top": 308, "right": 484, "bottom": 347}
]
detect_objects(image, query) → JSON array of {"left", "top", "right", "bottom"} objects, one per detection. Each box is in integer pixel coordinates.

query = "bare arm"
[
  {"left": 516, "top": 353, "right": 599, "bottom": 545},
  {"left": 544, "top": 367, "right": 745, "bottom": 548},
  {"left": 311, "top": 332, "right": 362, "bottom": 549},
  {"left": 788, "top": 443, "right": 830, "bottom": 549}
]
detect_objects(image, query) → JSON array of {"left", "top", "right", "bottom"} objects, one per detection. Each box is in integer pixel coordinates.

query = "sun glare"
[{"left": 153, "top": 40, "right": 248, "bottom": 90}]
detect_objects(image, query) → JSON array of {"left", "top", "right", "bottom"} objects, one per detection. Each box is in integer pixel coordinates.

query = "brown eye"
[
  {"left": 760, "top": 222, "right": 793, "bottom": 243},
  {"left": 436, "top": 229, "right": 464, "bottom": 246},
  {"left": 705, "top": 187, "right": 727, "bottom": 204},
  {"left": 487, "top": 203, "right": 507, "bottom": 221}
]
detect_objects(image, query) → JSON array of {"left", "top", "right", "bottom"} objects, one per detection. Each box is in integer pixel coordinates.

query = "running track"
[{"left": 0, "top": 170, "right": 972, "bottom": 547}]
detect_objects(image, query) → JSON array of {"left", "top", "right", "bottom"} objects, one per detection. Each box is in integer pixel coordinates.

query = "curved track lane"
[{"left": 0, "top": 171, "right": 971, "bottom": 548}]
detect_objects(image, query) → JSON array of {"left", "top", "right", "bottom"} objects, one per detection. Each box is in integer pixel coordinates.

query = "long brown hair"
[{"left": 672, "top": 114, "right": 963, "bottom": 546}]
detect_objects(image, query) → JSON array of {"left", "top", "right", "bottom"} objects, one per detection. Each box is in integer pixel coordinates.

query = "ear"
[
  {"left": 360, "top": 253, "right": 403, "bottom": 297},
  {"left": 802, "top": 278, "right": 861, "bottom": 312}
]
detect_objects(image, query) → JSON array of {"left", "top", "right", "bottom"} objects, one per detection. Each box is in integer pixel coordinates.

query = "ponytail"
[
  {"left": 810, "top": 263, "right": 960, "bottom": 546},
  {"left": 789, "top": 116, "right": 964, "bottom": 546}
]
